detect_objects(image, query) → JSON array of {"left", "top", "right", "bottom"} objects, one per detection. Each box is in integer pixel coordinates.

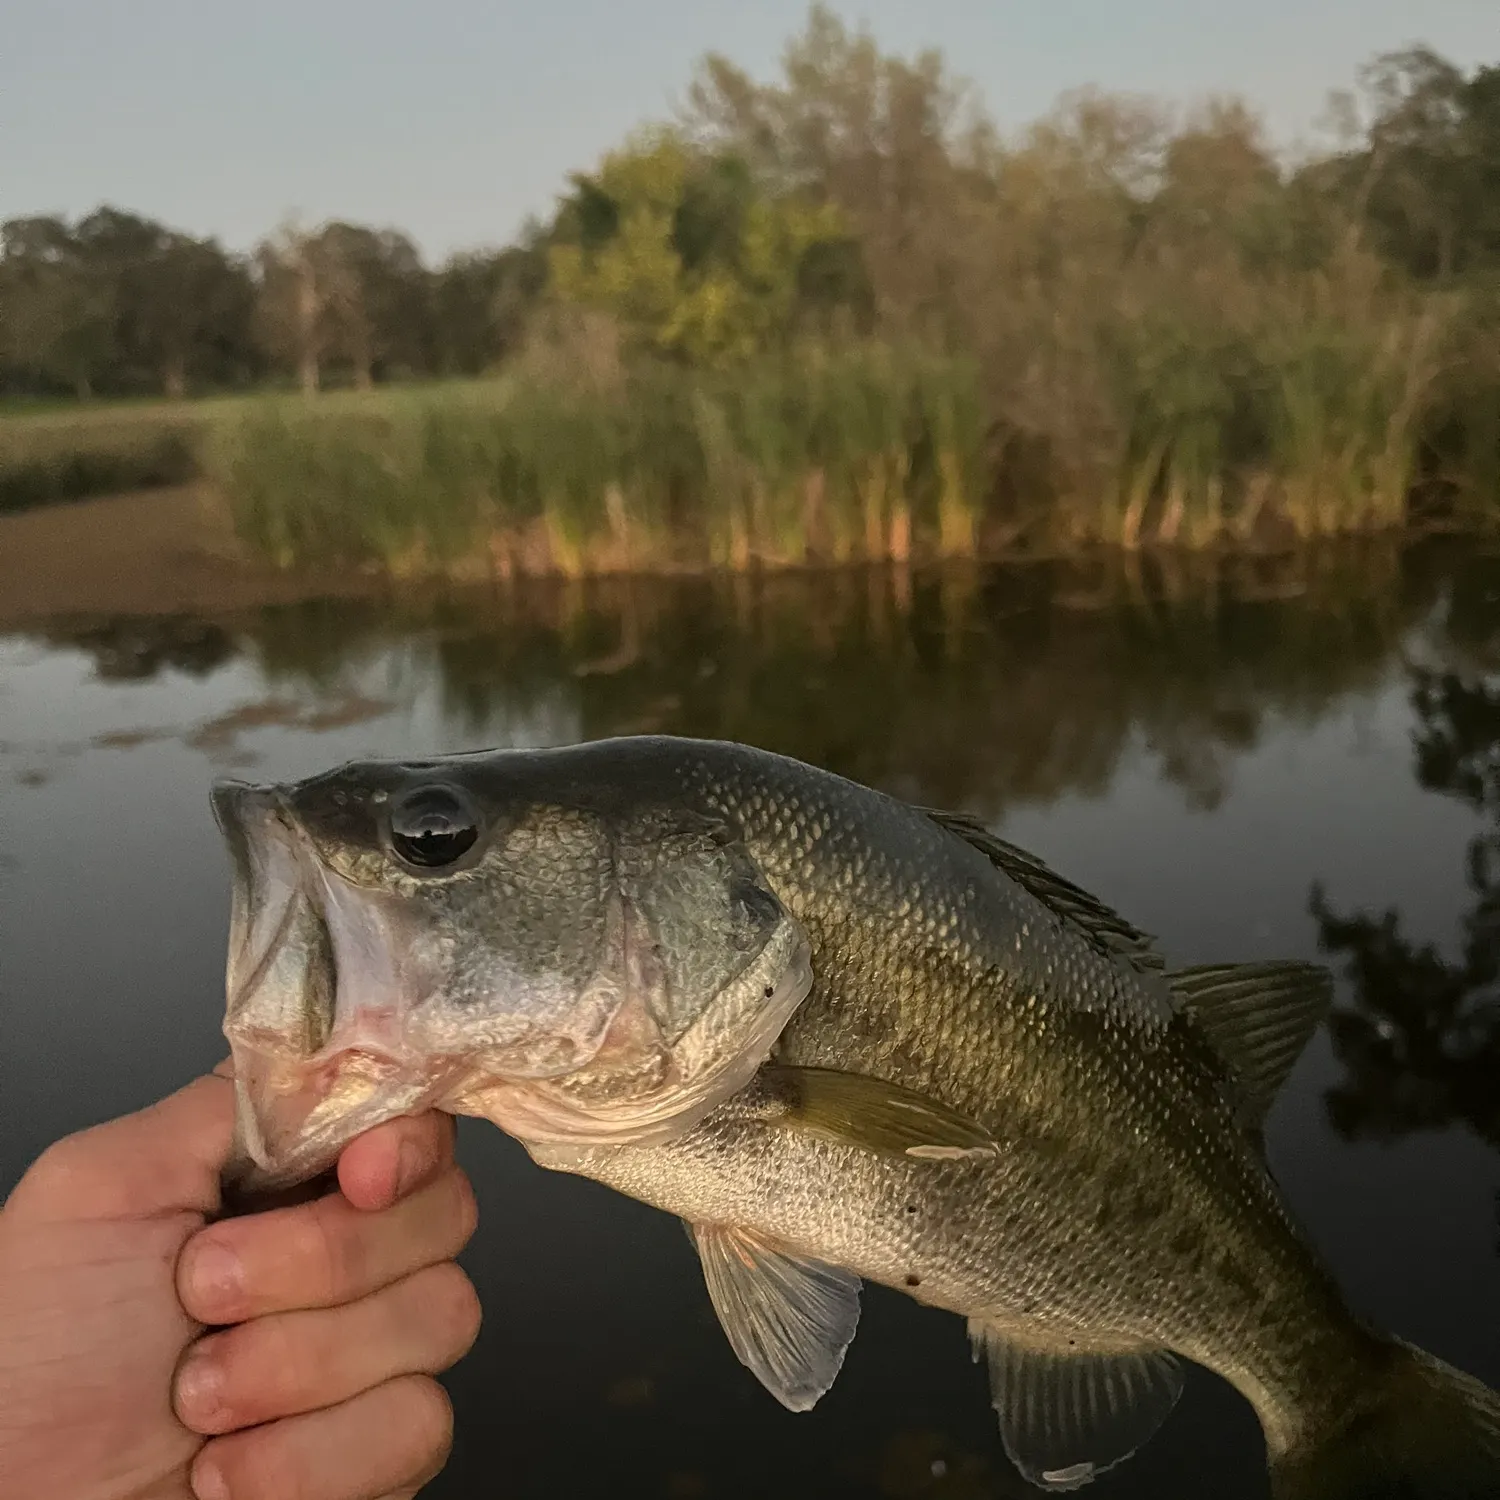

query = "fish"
[{"left": 209, "top": 734, "right": 1500, "bottom": 1499}]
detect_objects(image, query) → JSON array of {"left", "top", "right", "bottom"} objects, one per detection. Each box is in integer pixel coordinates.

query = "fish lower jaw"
[{"left": 225, "top": 1033, "right": 466, "bottom": 1188}]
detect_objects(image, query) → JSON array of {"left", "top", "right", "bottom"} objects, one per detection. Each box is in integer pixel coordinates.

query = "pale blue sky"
[{"left": 4, "top": 1, "right": 1495, "bottom": 261}]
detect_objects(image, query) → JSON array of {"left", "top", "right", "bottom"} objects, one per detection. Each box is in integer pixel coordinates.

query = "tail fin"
[{"left": 1271, "top": 1342, "right": 1500, "bottom": 1500}]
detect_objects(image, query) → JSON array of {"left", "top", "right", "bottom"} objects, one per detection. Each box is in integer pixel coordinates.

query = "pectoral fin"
[
  {"left": 969, "top": 1320, "right": 1183, "bottom": 1491},
  {"left": 759, "top": 1065, "right": 999, "bottom": 1161},
  {"left": 690, "top": 1223, "right": 861, "bottom": 1412}
]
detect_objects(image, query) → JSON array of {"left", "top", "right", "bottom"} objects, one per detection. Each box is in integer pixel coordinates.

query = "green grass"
[
  {"left": 0, "top": 413, "right": 207, "bottom": 513},
  {"left": 209, "top": 326, "right": 1499, "bottom": 578},
  {"left": 0, "top": 380, "right": 501, "bottom": 515},
  {"left": 7, "top": 319, "right": 1499, "bottom": 571},
  {"left": 207, "top": 349, "right": 988, "bottom": 575}
]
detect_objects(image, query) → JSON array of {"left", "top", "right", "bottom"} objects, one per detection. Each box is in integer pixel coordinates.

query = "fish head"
[{"left": 211, "top": 752, "right": 811, "bottom": 1193}]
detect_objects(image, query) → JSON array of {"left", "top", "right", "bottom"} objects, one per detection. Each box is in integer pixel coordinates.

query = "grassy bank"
[
  {"left": 0, "top": 408, "right": 210, "bottom": 513},
  {"left": 0, "top": 382, "right": 477, "bottom": 515},
  {"left": 8, "top": 314, "right": 1499, "bottom": 571},
  {"left": 209, "top": 350, "right": 986, "bottom": 575},
  {"left": 204, "top": 322, "right": 1499, "bottom": 576}
]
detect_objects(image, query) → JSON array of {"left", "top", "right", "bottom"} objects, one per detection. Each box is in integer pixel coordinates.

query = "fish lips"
[{"left": 212, "top": 778, "right": 457, "bottom": 1192}]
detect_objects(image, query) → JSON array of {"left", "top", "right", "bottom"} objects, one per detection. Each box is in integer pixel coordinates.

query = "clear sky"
[{"left": 4, "top": 1, "right": 1495, "bottom": 262}]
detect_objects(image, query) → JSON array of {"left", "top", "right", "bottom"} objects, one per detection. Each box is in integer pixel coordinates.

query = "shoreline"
[
  {"left": 0, "top": 486, "right": 386, "bottom": 629},
  {"left": 1, "top": 484, "right": 1488, "bottom": 632}
]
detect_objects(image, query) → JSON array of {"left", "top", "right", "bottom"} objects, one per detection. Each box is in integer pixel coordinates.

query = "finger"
[
  {"left": 337, "top": 1111, "right": 456, "bottom": 1213},
  {"left": 179, "top": 1164, "right": 477, "bottom": 1325},
  {"left": 191, "top": 1375, "right": 454, "bottom": 1500},
  {"left": 175, "top": 1261, "right": 480, "bottom": 1436},
  {"left": 11, "top": 1072, "right": 234, "bottom": 1223}
]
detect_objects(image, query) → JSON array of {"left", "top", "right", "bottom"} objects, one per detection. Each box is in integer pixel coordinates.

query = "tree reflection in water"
[
  {"left": 1313, "top": 669, "right": 1500, "bottom": 1154},
  {"left": 28, "top": 547, "right": 1500, "bottom": 1165}
]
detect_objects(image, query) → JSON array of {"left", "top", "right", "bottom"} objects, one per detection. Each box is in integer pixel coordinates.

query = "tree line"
[
  {"left": 5, "top": 8, "right": 1500, "bottom": 558},
  {"left": 0, "top": 209, "right": 547, "bottom": 399},
  {"left": 4, "top": 11, "right": 1494, "bottom": 404}
]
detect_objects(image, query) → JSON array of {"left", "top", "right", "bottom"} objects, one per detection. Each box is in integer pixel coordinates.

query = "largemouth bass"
[{"left": 210, "top": 735, "right": 1500, "bottom": 1498}]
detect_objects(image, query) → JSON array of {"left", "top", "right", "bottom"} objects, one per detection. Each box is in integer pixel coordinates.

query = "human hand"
[{"left": 0, "top": 1067, "right": 480, "bottom": 1500}]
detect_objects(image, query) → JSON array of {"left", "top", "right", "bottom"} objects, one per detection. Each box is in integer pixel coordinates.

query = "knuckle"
[
  {"left": 446, "top": 1168, "right": 479, "bottom": 1249},
  {"left": 423, "top": 1262, "right": 482, "bottom": 1361},
  {"left": 242, "top": 1314, "right": 316, "bottom": 1411},
  {"left": 402, "top": 1375, "right": 455, "bottom": 1475},
  {"left": 23, "top": 1134, "right": 88, "bottom": 1196}
]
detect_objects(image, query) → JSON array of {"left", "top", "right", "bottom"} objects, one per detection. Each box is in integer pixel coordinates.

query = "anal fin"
[
  {"left": 690, "top": 1223, "right": 861, "bottom": 1413},
  {"left": 968, "top": 1320, "right": 1183, "bottom": 1491}
]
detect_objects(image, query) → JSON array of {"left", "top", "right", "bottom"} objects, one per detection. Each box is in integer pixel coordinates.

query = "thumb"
[{"left": 10, "top": 1066, "right": 236, "bottom": 1224}]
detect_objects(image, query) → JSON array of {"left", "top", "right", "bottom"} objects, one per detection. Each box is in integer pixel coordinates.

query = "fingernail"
[
  {"left": 187, "top": 1240, "right": 243, "bottom": 1314},
  {"left": 176, "top": 1351, "right": 227, "bottom": 1429},
  {"left": 192, "top": 1455, "right": 230, "bottom": 1500}
]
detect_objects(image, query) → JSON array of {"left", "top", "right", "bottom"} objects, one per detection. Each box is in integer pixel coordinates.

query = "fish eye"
[{"left": 389, "top": 784, "right": 481, "bottom": 869}]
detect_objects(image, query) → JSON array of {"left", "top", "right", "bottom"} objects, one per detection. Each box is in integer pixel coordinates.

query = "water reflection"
[
  {"left": 7, "top": 539, "right": 1500, "bottom": 1497},
  {"left": 50, "top": 617, "right": 238, "bottom": 681},
  {"left": 20, "top": 546, "right": 1500, "bottom": 1164},
  {"left": 23, "top": 541, "right": 1476, "bottom": 813},
  {"left": 1314, "top": 668, "right": 1500, "bottom": 1152}
]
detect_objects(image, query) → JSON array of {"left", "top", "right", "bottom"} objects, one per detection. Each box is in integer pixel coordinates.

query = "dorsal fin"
[
  {"left": 1168, "top": 962, "right": 1333, "bottom": 1126},
  {"left": 922, "top": 809, "right": 1165, "bottom": 975}
]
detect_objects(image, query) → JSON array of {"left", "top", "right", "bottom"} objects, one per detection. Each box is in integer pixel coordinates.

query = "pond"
[{"left": 2, "top": 546, "right": 1497, "bottom": 1499}]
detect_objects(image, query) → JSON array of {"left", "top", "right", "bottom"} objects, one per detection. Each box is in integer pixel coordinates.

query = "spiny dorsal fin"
[
  {"left": 759, "top": 1065, "right": 1000, "bottom": 1162},
  {"left": 690, "top": 1223, "right": 861, "bottom": 1412},
  {"left": 921, "top": 809, "right": 1165, "bottom": 976},
  {"left": 968, "top": 1320, "right": 1183, "bottom": 1491},
  {"left": 1169, "top": 962, "right": 1333, "bottom": 1126}
]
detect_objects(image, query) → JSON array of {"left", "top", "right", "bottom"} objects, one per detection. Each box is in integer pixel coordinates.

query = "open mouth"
[
  {"left": 210, "top": 778, "right": 690, "bottom": 1189},
  {"left": 212, "top": 779, "right": 459, "bottom": 1190}
]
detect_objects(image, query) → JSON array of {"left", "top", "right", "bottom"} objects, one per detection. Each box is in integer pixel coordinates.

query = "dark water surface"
[{"left": 3, "top": 547, "right": 1499, "bottom": 1499}]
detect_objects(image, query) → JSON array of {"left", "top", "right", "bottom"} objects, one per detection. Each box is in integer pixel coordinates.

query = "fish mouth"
[
  {"left": 211, "top": 779, "right": 728, "bottom": 1193},
  {"left": 212, "top": 779, "right": 465, "bottom": 1193}
]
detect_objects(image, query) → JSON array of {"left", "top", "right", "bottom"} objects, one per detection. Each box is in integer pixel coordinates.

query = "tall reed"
[
  {"left": 203, "top": 289, "right": 1488, "bottom": 580},
  {"left": 211, "top": 346, "right": 991, "bottom": 576}
]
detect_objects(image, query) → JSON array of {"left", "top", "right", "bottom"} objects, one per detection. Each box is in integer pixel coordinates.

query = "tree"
[
  {"left": 0, "top": 216, "right": 114, "bottom": 398},
  {"left": 130, "top": 233, "right": 255, "bottom": 397},
  {"left": 430, "top": 240, "right": 547, "bottom": 375},
  {"left": 254, "top": 221, "right": 431, "bottom": 390},
  {"left": 546, "top": 130, "right": 850, "bottom": 365},
  {"left": 1328, "top": 48, "right": 1500, "bottom": 280},
  {"left": 682, "top": 4, "right": 990, "bottom": 339},
  {"left": 254, "top": 224, "right": 332, "bottom": 393},
  {"left": 0, "top": 208, "right": 256, "bottom": 399},
  {"left": 72, "top": 208, "right": 255, "bottom": 397},
  {"left": 315, "top": 223, "right": 428, "bottom": 387}
]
